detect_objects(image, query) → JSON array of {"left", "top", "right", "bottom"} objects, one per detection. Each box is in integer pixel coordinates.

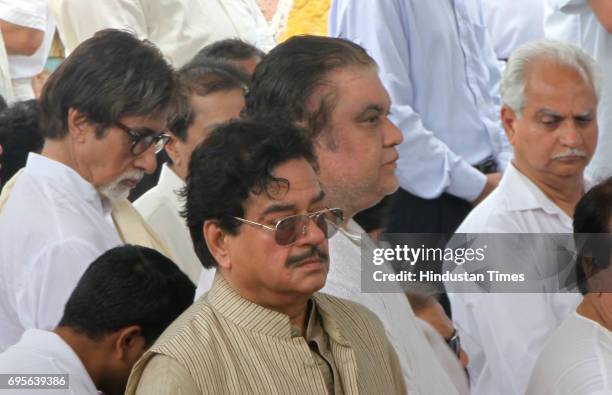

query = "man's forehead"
[
  {"left": 309, "top": 67, "right": 388, "bottom": 105},
  {"left": 525, "top": 60, "right": 596, "bottom": 95},
  {"left": 246, "top": 178, "right": 325, "bottom": 216},
  {"left": 259, "top": 177, "right": 322, "bottom": 200}
]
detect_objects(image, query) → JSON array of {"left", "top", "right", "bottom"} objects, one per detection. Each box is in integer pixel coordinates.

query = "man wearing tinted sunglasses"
[
  {"left": 127, "top": 118, "right": 406, "bottom": 395},
  {"left": 0, "top": 29, "right": 178, "bottom": 351}
]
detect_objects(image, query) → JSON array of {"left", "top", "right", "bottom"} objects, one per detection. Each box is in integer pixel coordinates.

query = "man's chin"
[
  {"left": 385, "top": 185, "right": 400, "bottom": 198},
  {"left": 298, "top": 275, "right": 328, "bottom": 295},
  {"left": 98, "top": 186, "right": 131, "bottom": 202}
]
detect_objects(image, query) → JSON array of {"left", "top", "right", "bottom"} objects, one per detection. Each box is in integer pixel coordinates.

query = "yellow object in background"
[{"left": 281, "top": 0, "right": 330, "bottom": 41}]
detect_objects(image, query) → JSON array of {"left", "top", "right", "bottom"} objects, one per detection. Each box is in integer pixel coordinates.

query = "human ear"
[
  {"left": 204, "top": 220, "right": 232, "bottom": 270},
  {"left": 67, "top": 108, "right": 94, "bottom": 142},
  {"left": 114, "top": 325, "right": 146, "bottom": 363},
  {"left": 501, "top": 105, "right": 518, "bottom": 144},
  {"left": 164, "top": 134, "right": 182, "bottom": 166}
]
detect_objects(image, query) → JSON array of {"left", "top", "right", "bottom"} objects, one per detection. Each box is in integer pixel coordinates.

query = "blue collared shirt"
[{"left": 329, "top": 0, "right": 512, "bottom": 201}]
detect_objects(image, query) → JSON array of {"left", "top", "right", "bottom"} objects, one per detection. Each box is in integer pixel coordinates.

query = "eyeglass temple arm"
[{"left": 232, "top": 216, "right": 276, "bottom": 231}]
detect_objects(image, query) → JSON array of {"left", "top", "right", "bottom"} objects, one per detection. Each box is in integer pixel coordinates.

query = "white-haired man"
[{"left": 449, "top": 40, "right": 600, "bottom": 395}]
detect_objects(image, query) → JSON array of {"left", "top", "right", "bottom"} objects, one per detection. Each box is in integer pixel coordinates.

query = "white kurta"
[
  {"left": 135, "top": 164, "right": 214, "bottom": 285},
  {"left": 527, "top": 312, "right": 612, "bottom": 395},
  {"left": 49, "top": 0, "right": 275, "bottom": 67},
  {"left": 0, "top": 154, "right": 122, "bottom": 351},
  {"left": 449, "top": 163, "right": 582, "bottom": 395},
  {"left": 0, "top": 329, "right": 98, "bottom": 395}
]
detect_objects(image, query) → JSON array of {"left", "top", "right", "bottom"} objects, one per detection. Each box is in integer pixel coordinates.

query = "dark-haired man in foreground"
[
  {"left": 127, "top": 119, "right": 406, "bottom": 394},
  {"left": 0, "top": 245, "right": 195, "bottom": 395}
]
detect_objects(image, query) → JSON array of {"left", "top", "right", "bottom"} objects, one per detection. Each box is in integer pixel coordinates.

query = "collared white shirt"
[
  {"left": 135, "top": 164, "right": 214, "bottom": 285},
  {"left": 321, "top": 219, "right": 467, "bottom": 395},
  {"left": 449, "top": 163, "right": 581, "bottom": 395},
  {"left": 483, "top": 0, "right": 546, "bottom": 60},
  {"left": 526, "top": 312, "right": 612, "bottom": 395},
  {"left": 544, "top": 0, "right": 612, "bottom": 184},
  {"left": 0, "top": 0, "right": 55, "bottom": 100},
  {"left": 329, "top": 0, "right": 511, "bottom": 202},
  {"left": 49, "top": 0, "right": 275, "bottom": 67},
  {"left": 0, "top": 153, "right": 122, "bottom": 351},
  {"left": 0, "top": 329, "right": 97, "bottom": 395}
]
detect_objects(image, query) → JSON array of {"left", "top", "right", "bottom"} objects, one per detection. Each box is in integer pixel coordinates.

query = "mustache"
[
  {"left": 286, "top": 246, "right": 329, "bottom": 268},
  {"left": 551, "top": 148, "right": 587, "bottom": 160}
]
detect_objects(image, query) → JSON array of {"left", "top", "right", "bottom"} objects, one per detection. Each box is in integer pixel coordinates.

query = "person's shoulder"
[
  {"left": 528, "top": 313, "right": 609, "bottom": 394},
  {"left": 457, "top": 186, "right": 522, "bottom": 233},
  {"left": 130, "top": 352, "right": 200, "bottom": 395},
  {"left": 315, "top": 292, "right": 385, "bottom": 331},
  {"left": 128, "top": 296, "right": 224, "bottom": 394},
  {"left": 151, "top": 295, "right": 217, "bottom": 354},
  {"left": 0, "top": 331, "right": 67, "bottom": 376}
]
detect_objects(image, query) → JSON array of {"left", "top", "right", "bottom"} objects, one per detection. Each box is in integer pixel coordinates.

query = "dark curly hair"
[{"left": 181, "top": 118, "right": 318, "bottom": 268}]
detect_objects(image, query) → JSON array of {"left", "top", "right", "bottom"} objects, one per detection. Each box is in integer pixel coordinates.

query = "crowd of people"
[{"left": 0, "top": 0, "right": 611, "bottom": 394}]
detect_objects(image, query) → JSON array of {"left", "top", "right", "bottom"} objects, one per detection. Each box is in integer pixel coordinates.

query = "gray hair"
[{"left": 501, "top": 39, "right": 602, "bottom": 117}]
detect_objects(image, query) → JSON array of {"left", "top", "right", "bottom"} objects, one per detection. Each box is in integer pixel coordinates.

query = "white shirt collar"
[
  {"left": 24, "top": 153, "right": 108, "bottom": 214},
  {"left": 501, "top": 163, "right": 574, "bottom": 228},
  {"left": 16, "top": 329, "right": 98, "bottom": 393},
  {"left": 157, "top": 164, "right": 186, "bottom": 212}
]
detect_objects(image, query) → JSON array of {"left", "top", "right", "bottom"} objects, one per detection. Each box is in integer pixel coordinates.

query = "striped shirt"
[{"left": 126, "top": 274, "right": 406, "bottom": 395}]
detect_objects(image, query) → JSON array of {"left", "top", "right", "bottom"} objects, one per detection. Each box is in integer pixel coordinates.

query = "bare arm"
[
  {"left": 588, "top": 0, "right": 612, "bottom": 33},
  {"left": 0, "top": 19, "right": 43, "bottom": 56}
]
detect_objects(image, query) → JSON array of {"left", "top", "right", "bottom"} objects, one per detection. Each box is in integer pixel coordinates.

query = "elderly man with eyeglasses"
[
  {"left": 126, "top": 118, "right": 406, "bottom": 395},
  {"left": 0, "top": 29, "right": 178, "bottom": 351}
]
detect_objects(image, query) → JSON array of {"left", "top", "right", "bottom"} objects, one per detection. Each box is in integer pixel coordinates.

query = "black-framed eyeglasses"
[
  {"left": 446, "top": 329, "right": 461, "bottom": 357},
  {"left": 232, "top": 207, "right": 344, "bottom": 246},
  {"left": 115, "top": 122, "right": 171, "bottom": 155}
]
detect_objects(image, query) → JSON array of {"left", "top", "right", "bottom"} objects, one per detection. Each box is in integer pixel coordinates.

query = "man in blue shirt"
[{"left": 329, "top": 0, "right": 511, "bottom": 236}]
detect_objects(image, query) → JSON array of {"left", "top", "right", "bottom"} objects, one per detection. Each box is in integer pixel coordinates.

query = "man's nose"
[{"left": 133, "top": 146, "right": 158, "bottom": 174}]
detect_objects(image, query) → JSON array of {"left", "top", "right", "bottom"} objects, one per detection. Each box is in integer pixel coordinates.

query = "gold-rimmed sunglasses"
[{"left": 232, "top": 207, "right": 344, "bottom": 246}]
